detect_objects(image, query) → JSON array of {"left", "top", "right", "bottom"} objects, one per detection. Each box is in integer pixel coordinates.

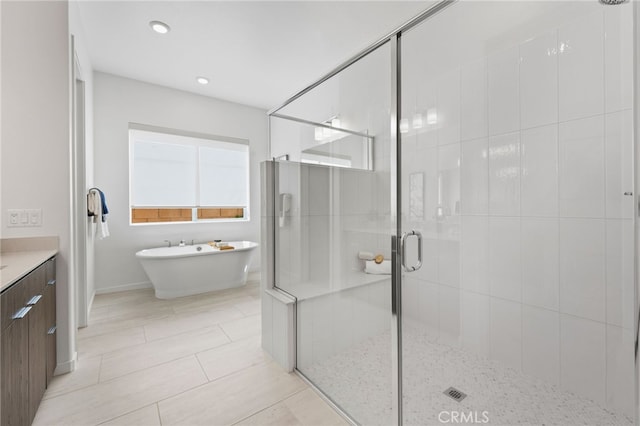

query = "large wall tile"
[
  {"left": 438, "top": 285, "right": 460, "bottom": 347},
  {"left": 488, "top": 46, "right": 519, "bottom": 136},
  {"left": 461, "top": 215, "right": 489, "bottom": 295},
  {"left": 606, "top": 219, "right": 634, "bottom": 330},
  {"left": 604, "top": 2, "right": 633, "bottom": 113},
  {"left": 522, "top": 306, "right": 559, "bottom": 385},
  {"left": 558, "top": 10, "right": 604, "bottom": 121},
  {"left": 489, "top": 217, "right": 521, "bottom": 302},
  {"left": 460, "top": 138, "right": 488, "bottom": 215},
  {"left": 606, "top": 325, "right": 635, "bottom": 419},
  {"left": 521, "top": 124, "right": 558, "bottom": 217},
  {"left": 437, "top": 69, "right": 461, "bottom": 146},
  {"left": 438, "top": 143, "right": 461, "bottom": 218},
  {"left": 521, "top": 218, "right": 559, "bottom": 311},
  {"left": 460, "top": 290, "right": 490, "bottom": 358},
  {"left": 460, "top": 59, "right": 488, "bottom": 141},
  {"left": 489, "top": 132, "right": 520, "bottom": 216},
  {"left": 559, "top": 116, "right": 605, "bottom": 218},
  {"left": 490, "top": 298, "right": 522, "bottom": 371},
  {"left": 438, "top": 228, "right": 460, "bottom": 288},
  {"left": 559, "top": 218, "right": 605, "bottom": 322},
  {"left": 560, "top": 315, "right": 606, "bottom": 405},
  {"left": 520, "top": 31, "right": 558, "bottom": 129},
  {"left": 605, "top": 110, "right": 633, "bottom": 219}
]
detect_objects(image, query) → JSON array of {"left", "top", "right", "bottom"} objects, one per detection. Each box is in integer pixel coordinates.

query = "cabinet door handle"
[
  {"left": 12, "top": 306, "right": 32, "bottom": 320},
  {"left": 27, "top": 294, "right": 42, "bottom": 305},
  {"left": 47, "top": 279, "right": 56, "bottom": 286},
  {"left": 47, "top": 326, "right": 57, "bottom": 335}
]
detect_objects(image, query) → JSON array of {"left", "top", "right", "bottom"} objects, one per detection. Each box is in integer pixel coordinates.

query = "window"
[{"left": 129, "top": 125, "right": 249, "bottom": 224}]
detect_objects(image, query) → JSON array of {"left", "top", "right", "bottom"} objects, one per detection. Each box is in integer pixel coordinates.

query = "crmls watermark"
[{"left": 438, "top": 411, "right": 490, "bottom": 424}]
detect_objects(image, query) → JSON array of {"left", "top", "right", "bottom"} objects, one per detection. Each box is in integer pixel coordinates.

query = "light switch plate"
[{"left": 27, "top": 209, "right": 42, "bottom": 226}]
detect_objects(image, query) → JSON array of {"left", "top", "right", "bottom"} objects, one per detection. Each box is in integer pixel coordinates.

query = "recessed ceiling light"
[
  {"left": 149, "top": 21, "right": 170, "bottom": 34},
  {"left": 196, "top": 76, "right": 209, "bottom": 85}
]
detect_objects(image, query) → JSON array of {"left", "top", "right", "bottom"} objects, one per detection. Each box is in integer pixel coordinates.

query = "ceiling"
[{"left": 76, "top": 1, "right": 432, "bottom": 110}]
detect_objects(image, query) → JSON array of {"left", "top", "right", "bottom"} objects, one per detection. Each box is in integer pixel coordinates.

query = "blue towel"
[{"left": 98, "top": 189, "right": 109, "bottom": 221}]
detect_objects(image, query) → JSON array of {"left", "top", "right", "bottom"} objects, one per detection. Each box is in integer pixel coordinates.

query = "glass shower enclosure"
[{"left": 266, "top": 1, "right": 636, "bottom": 425}]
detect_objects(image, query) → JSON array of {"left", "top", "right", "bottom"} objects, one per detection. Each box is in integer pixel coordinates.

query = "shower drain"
[{"left": 443, "top": 387, "right": 467, "bottom": 402}]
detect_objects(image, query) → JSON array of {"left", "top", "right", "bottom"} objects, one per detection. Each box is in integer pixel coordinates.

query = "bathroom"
[{"left": 1, "top": 0, "right": 638, "bottom": 425}]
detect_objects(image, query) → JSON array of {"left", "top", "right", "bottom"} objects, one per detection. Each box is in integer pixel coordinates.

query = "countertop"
[
  {"left": 0, "top": 236, "right": 59, "bottom": 292},
  {"left": 0, "top": 249, "right": 58, "bottom": 292}
]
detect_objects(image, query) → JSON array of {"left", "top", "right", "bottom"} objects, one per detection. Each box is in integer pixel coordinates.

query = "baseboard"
[
  {"left": 248, "top": 271, "right": 261, "bottom": 283},
  {"left": 95, "top": 281, "right": 152, "bottom": 295},
  {"left": 54, "top": 351, "right": 77, "bottom": 376}
]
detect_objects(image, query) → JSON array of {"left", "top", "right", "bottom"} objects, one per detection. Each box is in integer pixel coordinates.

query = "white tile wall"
[
  {"left": 604, "top": 2, "right": 633, "bottom": 113},
  {"left": 560, "top": 315, "right": 606, "bottom": 405},
  {"left": 437, "top": 69, "right": 461, "bottom": 146},
  {"left": 489, "top": 132, "right": 520, "bottom": 216},
  {"left": 522, "top": 306, "right": 560, "bottom": 385},
  {"left": 460, "top": 59, "right": 488, "bottom": 142},
  {"left": 605, "top": 110, "right": 633, "bottom": 219},
  {"left": 519, "top": 31, "right": 558, "bottom": 129},
  {"left": 558, "top": 10, "right": 604, "bottom": 122},
  {"left": 438, "top": 285, "right": 461, "bottom": 348},
  {"left": 461, "top": 215, "right": 489, "bottom": 295},
  {"left": 488, "top": 46, "right": 520, "bottom": 136},
  {"left": 605, "top": 219, "right": 634, "bottom": 330},
  {"left": 398, "top": 4, "right": 633, "bottom": 419},
  {"left": 605, "top": 325, "right": 635, "bottom": 419},
  {"left": 521, "top": 218, "right": 559, "bottom": 311},
  {"left": 460, "top": 138, "right": 488, "bottom": 215},
  {"left": 489, "top": 298, "right": 522, "bottom": 371},
  {"left": 559, "top": 218, "right": 606, "bottom": 322},
  {"left": 558, "top": 116, "right": 605, "bottom": 218},
  {"left": 460, "top": 290, "right": 490, "bottom": 358},
  {"left": 520, "top": 124, "right": 558, "bottom": 217},
  {"left": 489, "top": 217, "right": 521, "bottom": 302}
]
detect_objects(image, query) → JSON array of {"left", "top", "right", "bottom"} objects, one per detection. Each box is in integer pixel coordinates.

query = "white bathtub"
[{"left": 135, "top": 241, "right": 258, "bottom": 299}]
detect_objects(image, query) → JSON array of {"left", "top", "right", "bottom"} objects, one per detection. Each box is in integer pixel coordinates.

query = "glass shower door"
[
  {"left": 269, "top": 41, "right": 397, "bottom": 426},
  {"left": 399, "top": 1, "right": 635, "bottom": 425}
]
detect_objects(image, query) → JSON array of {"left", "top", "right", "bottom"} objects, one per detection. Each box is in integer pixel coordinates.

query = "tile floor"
[
  {"left": 303, "top": 326, "right": 633, "bottom": 426},
  {"left": 33, "top": 282, "right": 349, "bottom": 426}
]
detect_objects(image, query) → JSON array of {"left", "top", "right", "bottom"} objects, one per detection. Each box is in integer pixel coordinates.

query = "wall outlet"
[{"left": 8, "top": 209, "right": 20, "bottom": 227}]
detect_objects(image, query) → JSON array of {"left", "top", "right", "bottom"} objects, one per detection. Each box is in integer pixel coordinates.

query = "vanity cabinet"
[{"left": 1, "top": 256, "right": 56, "bottom": 426}]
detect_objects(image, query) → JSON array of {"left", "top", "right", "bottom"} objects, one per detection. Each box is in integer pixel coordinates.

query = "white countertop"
[{"left": 0, "top": 249, "right": 58, "bottom": 292}]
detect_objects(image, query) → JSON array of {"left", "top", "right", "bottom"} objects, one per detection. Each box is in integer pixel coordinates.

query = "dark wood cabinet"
[
  {"left": 1, "top": 256, "right": 56, "bottom": 426},
  {"left": 44, "top": 258, "right": 56, "bottom": 386}
]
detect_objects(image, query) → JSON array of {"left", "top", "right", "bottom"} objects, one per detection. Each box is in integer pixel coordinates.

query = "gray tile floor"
[{"left": 34, "top": 282, "right": 348, "bottom": 426}]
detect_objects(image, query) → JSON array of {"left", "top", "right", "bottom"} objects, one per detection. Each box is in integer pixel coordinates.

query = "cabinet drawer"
[
  {"left": 1, "top": 281, "right": 28, "bottom": 332},
  {"left": 1, "top": 262, "right": 47, "bottom": 331}
]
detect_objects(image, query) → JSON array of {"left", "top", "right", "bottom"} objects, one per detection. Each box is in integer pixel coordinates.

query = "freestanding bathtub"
[{"left": 135, "top": 241, "right": 258, "bottom": 299}]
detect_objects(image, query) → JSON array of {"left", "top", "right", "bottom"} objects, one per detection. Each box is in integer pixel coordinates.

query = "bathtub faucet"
[{"left": 163, "top": 240, "right": 172, "bottom": 247}]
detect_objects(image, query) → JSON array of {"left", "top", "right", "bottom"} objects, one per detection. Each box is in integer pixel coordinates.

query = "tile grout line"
[
  {"left": 229, "top": 386, "right": 310, "bottom": 426},
  {"left": 94, "top": 402, "right": 158, "bottom": 426}
]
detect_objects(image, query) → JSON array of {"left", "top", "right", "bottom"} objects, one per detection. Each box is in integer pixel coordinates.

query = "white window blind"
[{"left": 129, "top": 126, "right": 249, "bottom": 215}]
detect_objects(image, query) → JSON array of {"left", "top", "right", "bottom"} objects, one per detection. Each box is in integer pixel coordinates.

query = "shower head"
[{"left": 599, "top": 0, "right": 628, "bottom": 4}]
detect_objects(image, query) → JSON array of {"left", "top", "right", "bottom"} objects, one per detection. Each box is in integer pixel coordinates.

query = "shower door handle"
[{"left": 400, "top": 230, "right": 422, "bottom": 272}]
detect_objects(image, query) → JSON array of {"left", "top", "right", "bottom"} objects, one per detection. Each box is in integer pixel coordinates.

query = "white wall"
[
  {"left": 93, "top": 72, "right": 267, "bottom": 293},
  {"left": 69, "top": 0, "right": 95, "bottom": 322},
  {"left": 1, "top": 1, "right": 75, "bottom": 372}
]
